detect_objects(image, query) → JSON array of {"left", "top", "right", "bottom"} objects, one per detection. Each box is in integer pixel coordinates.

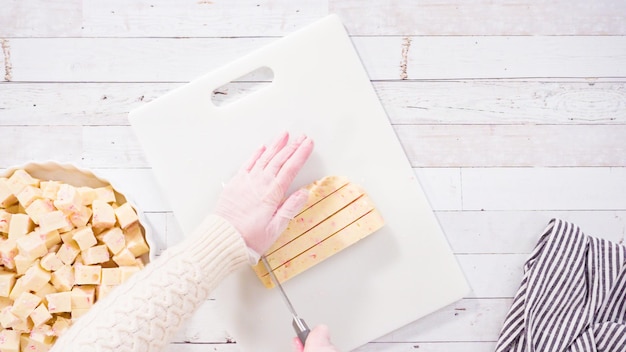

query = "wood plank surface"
[
  {"left": 439, "top": 210, "right": 626, "bottom": 254},
  {"left": 397, "top": 124, "right": 626, "bottom": 167},
  {"left": 331, "top": 0, "right": 626, "bottom": 36},
  {"left": 2, "top": 36, "right": 625, "bottom": 82},
  {"left": 353, "top": 342, "right": 497, "bottom": 352},
  {"left": 0, "top": 0, "right": 327, "bottom": 38},
  {"left": 3, "top": 81, "right": 625, "bottom": 126},
  {"left": 375, "top": 81, "right": 626, "bottom": 125},
  {"left": 4, "top": 125, "right": 625, "bottom": 168},
  {"left": 2, "top": 0, "right": 625, "bottom": 37},
  {"left": 462, "top": 167, "right": 626, "bottom": 211},
  {"left": 0, "top": 0, "right": 83, "bottom": 37}
]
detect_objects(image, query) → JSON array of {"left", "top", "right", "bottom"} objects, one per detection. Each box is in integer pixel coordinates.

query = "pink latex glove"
[
  {"left": 215, "top": 132, "right": 314, "bottom": 263},
  {"left": 293, "top": 325, "right": 340, "bottom": 352}
]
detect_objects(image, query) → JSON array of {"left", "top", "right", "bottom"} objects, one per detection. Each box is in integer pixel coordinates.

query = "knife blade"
[{"left": 261, "top": 256, "right": 311, "bottom": 345}]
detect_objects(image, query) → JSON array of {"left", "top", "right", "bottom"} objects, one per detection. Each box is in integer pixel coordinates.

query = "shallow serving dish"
[{"left": 1, "top": 161, "right": 155, "bottom": 263}]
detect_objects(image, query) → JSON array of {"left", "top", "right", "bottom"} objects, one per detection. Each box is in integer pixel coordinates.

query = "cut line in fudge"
[
  {"left": 252, "top": 176, "right": 385, "bottom": 288},
  {"left": 256, "top": 194, "right": 373, "bottom": 274},
  {"left": 298, "top": 176, "right": 350, "bottom": 213},
  {"left": 266, "top": 192, "right": 366, "bottom": 257},
  {"left": 256, "top": 208, "right": 384, "bottom": 288},
  {"left": 257, "top": 205, "right": 374, "bottom": 276},
  {"left": 266, "top": 181, "right": 363, "bottom": 253}
]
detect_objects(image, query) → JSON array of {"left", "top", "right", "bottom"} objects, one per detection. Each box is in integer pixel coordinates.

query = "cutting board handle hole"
[{"left": 211, "top": 66, "right": 274, "bottom": 107}]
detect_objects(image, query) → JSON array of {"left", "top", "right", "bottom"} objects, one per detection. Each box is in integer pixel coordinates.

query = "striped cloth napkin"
[{"left": 496, "top": 218, "right": 626, "bottom": 351}]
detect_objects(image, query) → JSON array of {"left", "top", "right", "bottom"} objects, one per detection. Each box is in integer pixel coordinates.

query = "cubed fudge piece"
[
  {"left": 29, "top": 324, "right": 54, "bottom": 344},
  {"left": 25, "top": 198, "right": 55, "bottom": 225},
  {"left": 33, "top": 282, "right": 56, "bottom": 300},
  {"left": 21, "top": 263, "right": 51, "bottom": 292},
  {"left": 75, "top": 265, "right": 102, "bottom": 285},
  {"left": 56, "top": 241, "right": 80, "bottom": 265},
  {"left": 82, "top": 245, "right": 109, "bottom": 265},
  {"left": 67, "top": 205, "right": 92, "bottom": 228},
  {"left": 0, "top": 239, "right": 18, "bottom": 269},
  {"left": 71, "top": 226, "right": 97, "bottom": 251},
  {"left": 114, "top": 203, "right": 138, "bottom": 229},
  {"left": 101, "top": 227, "right": 125, "bottom": 255},
  {"left": 52, "top": 316, "right": 71, "bottom": 336},
  {"left": 38, "top": 211, "right": 72, "bottom": 234},
  {"left": 53, "top": 184, "right": 81, "bottom": 213},
  {"left": 0, "top": 271, "right": 15, "bottom": 297},
  {"left": 50, "top": 265, "right": 74, "bottom": 292},
  {"left": 16, "top": 233, "right": 48, "bottom": 259},
  {"left": 94, "top": 186, "right": 116, "bottom": 203},
  {"left": 29, "top": 303, "right": 52, "bottom": 327},
  {"left": 8, "top": 213, "right": 34, "bottom": 239},
  {"left": 124, "top": 223, "right": 149, "bottom": 257},
  {"left": 45, "top": 291, "right": 71, "bottom": 314},
  {"left": 13, "top": 254, "right": 36, "bottom": 276},
  {"left": 0, "top": 178, "right": 18, "bottom": 208},
  {"left": 0, "top": 328, "right": 20, "bottom": 351},
  {"left": 112, "top": 248, "right": 136, "bottom": 266},
  {"left": 21, "top": 336, "right": 52, "bottom": 352},
  {"left": 8, "top": 278, "right": 27, "bottom": 300},
  {"left": 7, "top": 169, "right": 39, "bottom": 194},
  {"left": 77, "top": 186, "right": 97, "bottom": 206},
  {"left": 0, "top": 306, "right": 21, "bottom": 329},
  {"left": 101, "top": 267, "right": 121, "bottom": 286},
  {"left": 10, "top": 291, "right": 41, "bottom": 320},
  {"left": 40, "top": 180, "right": 61, "bottom": 200},
  {"left": 71, "top": 285, "right": 95, "bottom": 309},
  {"left": 40, "top": 252, "right": 63, "bottom": 272},
  {"left": 11, "top": 315, "right": 33, "bottom": 333},
  {"left": 0, "top": 210, "right": 11, "bottom": 233},
  {"left": 92, "top": 200, "right": 116, "bottom": 230},
  {"left": 37, "top": 229, "right": 61, "bottom": 249},
  {"left": 16, "top": 185, "right": 42, "bottom": 208}
]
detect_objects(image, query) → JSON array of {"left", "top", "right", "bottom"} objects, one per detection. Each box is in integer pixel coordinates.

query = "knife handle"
[{"left": 292, "top": 318, "right": 310, "bottom": 345}]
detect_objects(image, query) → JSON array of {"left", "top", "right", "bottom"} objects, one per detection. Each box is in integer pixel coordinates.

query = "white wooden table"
[{"left": 1, "top": 1, "right": 626, "bottom": 351}]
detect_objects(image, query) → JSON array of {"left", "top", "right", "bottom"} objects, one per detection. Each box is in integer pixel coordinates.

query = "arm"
[
  {"left": 50, "top": 132, "right": 314, "bottom": 351},
  {"left": 50, "top": 214, "right": 248, "bottom": 351}
]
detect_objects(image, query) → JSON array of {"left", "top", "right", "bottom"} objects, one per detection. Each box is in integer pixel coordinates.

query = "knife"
[{"left": 261, "top": 256, "right": 311, "bottom": 345}]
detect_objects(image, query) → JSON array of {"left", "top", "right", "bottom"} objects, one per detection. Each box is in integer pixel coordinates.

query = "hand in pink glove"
[
  {"left": 215, "top": 132, "right": 314, "bottom": 263},
  {"left": 293, "top": 325, "right": 340, "bottom": 352}
]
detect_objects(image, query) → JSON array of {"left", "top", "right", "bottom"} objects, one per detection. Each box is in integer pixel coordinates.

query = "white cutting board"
[{"left": 129, "top": 14, "right": 468, "bottom": 352}]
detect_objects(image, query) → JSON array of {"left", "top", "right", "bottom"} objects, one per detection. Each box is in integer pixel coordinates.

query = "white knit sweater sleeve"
[{"left": 50, "top": 214, "right": 249, "bottom": 352}]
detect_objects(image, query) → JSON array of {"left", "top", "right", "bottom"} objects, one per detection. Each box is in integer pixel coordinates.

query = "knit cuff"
[{"left": 178, "top": 214, "right": 250, "bottom": 272}]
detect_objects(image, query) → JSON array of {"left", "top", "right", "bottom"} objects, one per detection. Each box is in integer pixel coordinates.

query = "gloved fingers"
[
  {"left": 305, "top": 325, "right": 334, "bottom": 349},
  {"left": 276, "top": 137, "right": 314, "bottom": 192},
  {"left": 253, "top": 131, "right": 289, "bottom": 172},
  {"left": 266, "top": 134, "right": 307, "bottom": 176},
  {"left": 292, "top": 337, "right": 305, "bottom": 352},
  {"left": 292, "top": 325, "right": 337, "bottom": 352},
  {"left": 277, "top": 189, "right": 309, "bottom": 220},
  {"left": 264, "top": 189, "right": 309, "bottom": 247},
  {"left": 243, "top": 144, "right": 267, "bottom": 172}
]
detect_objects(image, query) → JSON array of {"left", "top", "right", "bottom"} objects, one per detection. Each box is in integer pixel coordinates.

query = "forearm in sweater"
[{"left": 50, "top": 214, "right": 249, "bottom": 352}]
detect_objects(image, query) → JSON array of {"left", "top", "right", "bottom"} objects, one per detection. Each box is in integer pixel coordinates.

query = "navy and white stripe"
[{"left": 496, "top": 218, "right": 626, "bottom": 351}]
